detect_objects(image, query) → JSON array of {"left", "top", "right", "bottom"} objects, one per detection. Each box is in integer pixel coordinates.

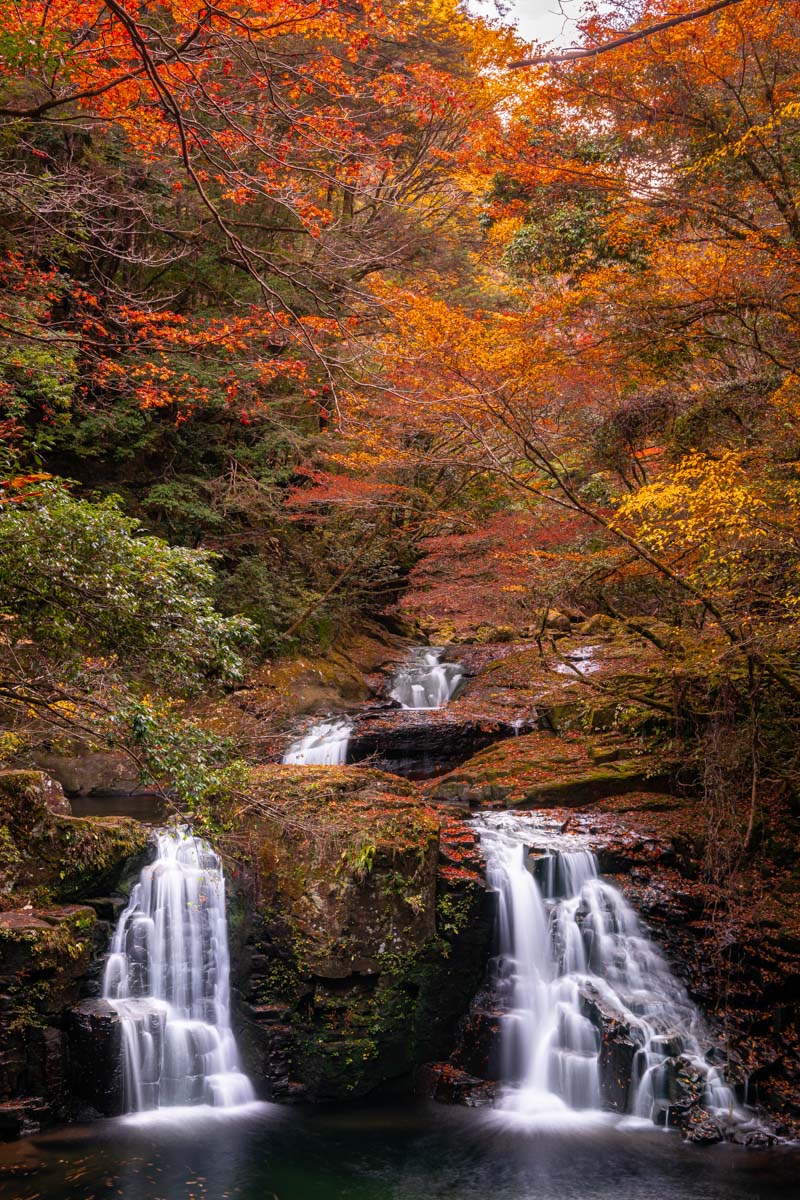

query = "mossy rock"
[
  {"left": 0, "top": 905, "right": 97, "bottom": 1019},
  {"left": 426, "top": 731, "right": 670, "bottom": 809},
  {"left": 0, "top": 770, "right": 150, "bottom": 908},
  {"left": 225, "top": 765, "right": 493, "bottom": 1100}
]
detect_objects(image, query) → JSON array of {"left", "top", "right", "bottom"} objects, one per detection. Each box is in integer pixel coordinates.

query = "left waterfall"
[{"left": 103, "top": 827, "right": 255, "bottom": 1113}]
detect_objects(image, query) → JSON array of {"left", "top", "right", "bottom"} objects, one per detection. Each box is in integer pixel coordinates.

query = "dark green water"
[{"left": 1, "top": 1098, "right": 797, "bottom": 1200}]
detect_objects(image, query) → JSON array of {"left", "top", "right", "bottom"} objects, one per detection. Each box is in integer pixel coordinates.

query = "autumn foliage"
[{"left": 4, "top": 0, "right": 800, "bottom": 822}]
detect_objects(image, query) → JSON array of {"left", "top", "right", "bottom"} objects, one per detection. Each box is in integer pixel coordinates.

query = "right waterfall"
[{"left": 477, "top": 813, "right": 740, "bottom": 1128}]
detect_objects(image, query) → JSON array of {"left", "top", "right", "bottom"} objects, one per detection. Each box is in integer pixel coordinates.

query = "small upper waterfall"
[
  {"left": 478, "top": 813, "right": 736, "bottom": 1127},
  {"left": 283, "top": 717, "right": 352, "bottom": 765},
  {"left": 103, "top": 828, "right": 255, "bottom": 1113},
  {"left": 390, "top": 647, "right": 463, "bottom": 710}
]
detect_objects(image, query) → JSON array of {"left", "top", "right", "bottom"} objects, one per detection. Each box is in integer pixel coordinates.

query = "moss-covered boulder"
[
  {"left": 194, "top": 623, "right": 409, "bottom": 760},
  {"left": 225, "top": 765, "right": 493, "bottom": 1101},
  {"left": 0, "top": 906, "right": 97, "bottom": 1016},
  {"left": 0, "top": 770, "right": 150, "bottom": 908},
  {"left": 427, "top": 731, "right": 668, "bottom": 809}
]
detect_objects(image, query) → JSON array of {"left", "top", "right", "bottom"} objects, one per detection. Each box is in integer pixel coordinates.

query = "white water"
[
  {"left": 283, "top": 717, "right": 352, "bottom": 765},
  {"left": 390, "top": 647, "right": 463, "bottom": 710},
  {"left": 553, "top": 643, "right": 601, "bottom": 679},
  {"left": 103, "top": 828, "right": 255, "bottom": 1113},
  {"left": 478, "top": 813, "right": 736, "bottom": 1128}
]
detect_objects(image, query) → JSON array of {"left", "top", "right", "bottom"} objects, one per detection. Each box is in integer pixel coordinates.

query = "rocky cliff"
[{"left": 0, "top": 770, "right": 150, "bottom": 1138}]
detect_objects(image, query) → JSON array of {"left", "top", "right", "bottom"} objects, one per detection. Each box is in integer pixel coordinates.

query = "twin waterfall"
[
  {"left": 479, "top": 813, "right": 734, "bottom": 1126},
  {"left": 102, "top": 645, "right": 740, "bottom": 1135},
  {"left": 103, "top": 829, "right": 255, "bottom": 1114}
]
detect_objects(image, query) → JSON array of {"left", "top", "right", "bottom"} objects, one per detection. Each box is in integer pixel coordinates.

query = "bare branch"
[{"left": 509, "top": 0, "right": 745, "bottom": 69}]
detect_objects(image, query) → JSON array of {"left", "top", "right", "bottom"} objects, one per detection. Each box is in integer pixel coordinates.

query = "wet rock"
[
  {"left": 728, "top": 1125, "right": 779, "bottom": 1148},
  {"left": 0, "top": 1099, "right": 50, "bottom": 1141},
  {"left": 680, "top": 1106, "right": 724, "bottom": 1144},
  {"left": 451, "top": 991, "right": 503, "bottom": 1080},
  {"left": 80, "top": 896, "right": 128, "bottom": 923},
  {"left": 348, "top": 714, "right": 519, "bottom": 781},
  {"left": 580, "top": 985, "right": 638, "bottom": 1112},
  {"left": 416, "top": 1063, "right": 498, "bottom": 1107},
  {"left": 65, "top": 1000, "right": 124, "bottom": 1117}
]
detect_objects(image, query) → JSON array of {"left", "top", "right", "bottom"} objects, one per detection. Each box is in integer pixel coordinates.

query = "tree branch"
[{"left": 509, "top": 0, "right": 745, "bottom": 69}]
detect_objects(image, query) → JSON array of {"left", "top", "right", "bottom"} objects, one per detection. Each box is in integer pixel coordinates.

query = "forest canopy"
[{"left": 2, "top": 0, "right": 800, "bottom": 839}]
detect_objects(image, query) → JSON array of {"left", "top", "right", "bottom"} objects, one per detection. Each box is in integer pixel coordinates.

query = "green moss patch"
[{"left": 427, "top": 731, "right": 668, "bottom": 809}]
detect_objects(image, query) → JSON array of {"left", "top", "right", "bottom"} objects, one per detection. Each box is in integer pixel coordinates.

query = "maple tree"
[
  {"left": 292, "top": 0, "right": 800, "bottom": 856},
  {"left": 0, "top": 0, "right": 513, "bottom": 651},
  {"left": 0, "top": 0, "right": 496, "bottom": 420},
  {"left": 4, "top": 0, "right": 800, "bottom": 843}
]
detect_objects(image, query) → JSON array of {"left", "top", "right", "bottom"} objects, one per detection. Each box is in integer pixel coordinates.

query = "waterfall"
[
  {"left": 283, "top": 717, "right": 352, "bottom": 765},
  {"left": 390, "top": 647, "right": 463, "bottom": 710},
  {"left": 478, "top": 813, "right": 736, "bottom": 1127},
  {"left": 103, "top": 828, "right": 255, "bottom": 1114}
]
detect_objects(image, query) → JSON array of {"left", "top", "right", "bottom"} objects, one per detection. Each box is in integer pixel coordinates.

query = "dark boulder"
[
  {"left": 580, "top": 984, "right": 639, "bottom": 1112},
  {"left": 349, "top": 714, "right": 519, "bottom": 780},
  {"left": 65, "top": 999, "right": 124, "bottom": 1117},
  {"left": 415, "top": 1063, "right": 498, "bottom": 1107}
]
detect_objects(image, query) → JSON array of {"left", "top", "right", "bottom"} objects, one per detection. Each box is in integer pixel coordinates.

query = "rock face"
[
  {"left": 195, "top": 623, "right": 411, "bottom": 764},
  {"left": 224, "top": 765, "right": 494, "bottom": 1101},
  {"left": 0, "top": 770, "right": 150, "bottom": 1138},
  {"left": 348, "top": 711, "right": 521, "bottom": 780},
  {"left": 65, "top": 1000, "right": 124, "bottom": 1117},
  {"left": 427, "top": 730, "right": 667, "bottom": 809}
]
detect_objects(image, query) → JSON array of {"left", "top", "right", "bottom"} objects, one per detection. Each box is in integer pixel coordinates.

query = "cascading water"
[
  {"left": 478, "top": 812, "right": 737, "bottom": 1128},
  {"left": 390, "top": 647, "right": 463, "bottom": 710},
  {"left": 283, "top": 718, "right": 352, "bottom": 765},
  {"left": 103, "top": 828, "right": 255, "bottom": 1114}
]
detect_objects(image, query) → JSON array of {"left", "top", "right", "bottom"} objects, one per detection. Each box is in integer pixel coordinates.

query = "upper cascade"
[
  {"left": 477, "top": 813, "right": 749, "bottom": 1130},
  {"left": 390, "top": 647, "right": 463, "bottom": 710},
  {"left": 282, "top": 717, "right": 352, "bottom": 765},
  {"left": 103, "top": 828, "right": 255, "bottom": 1113}
]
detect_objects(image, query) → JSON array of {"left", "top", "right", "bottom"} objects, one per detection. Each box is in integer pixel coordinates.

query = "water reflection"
[{"left": 0, "top": 1099, "right": 797, "bottom": 1200}]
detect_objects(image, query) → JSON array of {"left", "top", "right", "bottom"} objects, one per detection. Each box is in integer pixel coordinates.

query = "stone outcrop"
[
  {"left": 223, "top": 765, "right": 494, "bottom": 1101},
  {"left": 0, "top": 770, "right": 150, "bottom": 1138},
  {"left": 196, "top": 622, "right": 411, "bottom": 764},
  {"left": 427, "top": 730, "right": 667, "bottom": 809},
  {"left": 415, "top": 1062, "right": 497, "bottom": 1107},
  {"left": 348, "top": 710, "right": 521, "bottom": 780}
]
